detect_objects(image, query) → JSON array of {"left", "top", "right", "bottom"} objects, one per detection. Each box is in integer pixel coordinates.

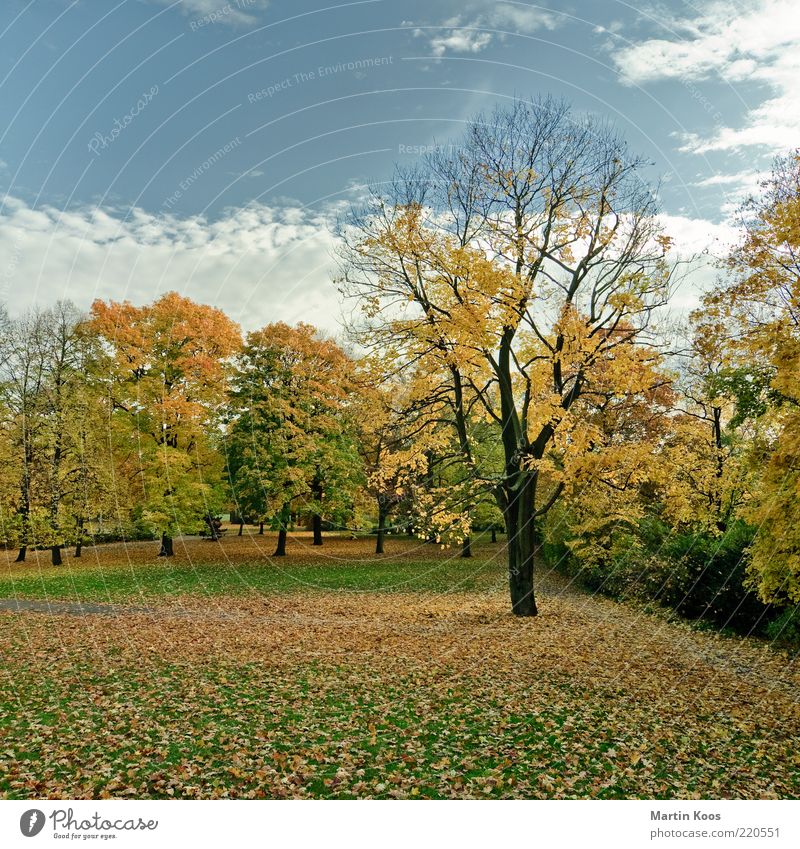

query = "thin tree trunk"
[
  {"left": 311, "top": 473, "right": 324, "bottom": 546},
  {"left": 49, "top": 431, "right": 63, "bottom": 570},
  {"left": 158, "top": 533, "right": 174, "bottom": 557},
  {"left": 238, "top": 521, "right": 244, "bottom": 536},
  {"left": 461, "top": 535, "right": 472, "bottom": 558},
  {"left": 74, "top": 518, "right": 84, "bottom": 557},
  {"left": 259, "top": 522, "right": 264, "bottom": 535},
  {"left": 376, "top": 501, "right": 386, "bottom": 554},
  {"left": 273, "top": 527, "right": 287, "bottom": 556},
  {"left": 312, "top": 514, "right": 323, "bottom": 546},
  {"left": 16, "top": 500, "right": 30, "bottom": 564},
  {"left": 712, "top": 406, "right": 728, "bottom": 533},
  {"left": 204, "top": 514, "right": 219, "bottom": 541},
  {"left": 491, "top": 528, "right": 497, "bottom": 543},
  {"left": 17, "top": 441, "right": 33, "bottom": 565}
]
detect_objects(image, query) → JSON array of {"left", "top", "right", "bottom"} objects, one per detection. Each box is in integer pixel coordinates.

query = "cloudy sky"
[{"left": 0, "top": 0, "right": 796, "bottom": 331}]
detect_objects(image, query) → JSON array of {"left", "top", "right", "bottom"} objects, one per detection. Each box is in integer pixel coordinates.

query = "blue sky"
[{"left": 1, "top": 0, "right": 797, "bottom": 330}]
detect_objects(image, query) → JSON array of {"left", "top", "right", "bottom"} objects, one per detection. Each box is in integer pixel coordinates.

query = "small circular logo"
[{"left": 20, "top": 810, "right": 46, "bottom": 837}]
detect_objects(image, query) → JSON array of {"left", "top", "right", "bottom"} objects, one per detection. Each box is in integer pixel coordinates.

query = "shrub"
[
  {"left": 765, "top": 606, "right": 800, "bottom": 647},
  {"left": 546, "top": 514, "right": 782, "bottom": 639},
  {"left": 659, "top": 522, "right": 773, "bottom": 634}
]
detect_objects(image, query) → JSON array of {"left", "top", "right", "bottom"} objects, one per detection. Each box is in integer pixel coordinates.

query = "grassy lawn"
[
  {"left": 1, "top": 532, "right": 798, "bottom": 799},
  {"left": 0, "top": 532, "right": 505, "bottom": 602}
]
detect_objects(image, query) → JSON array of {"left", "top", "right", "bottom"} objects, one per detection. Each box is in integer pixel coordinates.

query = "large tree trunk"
[
  {"left": 461, "top": 535, "right": 472, "bottom": 558},
  {"left": 496, "top": 329, "right": 538, "bottom": 616},
  {"left": 273, "top": 527, "right": 287, "bottom": 557},
  {"left": 158, "top": 533, "right": 174, "bottom": 557},
  {"left": 15, "top": 546, "right": 26, "bottom": 563},
  {"left": 507, "top": 532, "right": 537, "bottom": 616},
  {"left": 51, "top": 545, "right": 62, "bottom": 566},
  {"left": 259, "top": 522, "right": 264, "bottom": 535},
  {"left": 376, "top": 500, "right": 387, "bottom": 555},
  {"left": 505, "top": 476, "right": 538, "bottom": 617}
]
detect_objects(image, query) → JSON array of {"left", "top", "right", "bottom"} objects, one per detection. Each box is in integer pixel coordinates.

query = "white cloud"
[
  {"left": 652, "top": 214, "right": 742, "bottom": 317},
  {"left": 0, "top": 195, "right": 738, "bottom": 339},
  {"left": 681, "top": 176, "right": 762, "bottom": 227},
  {"left": 688, "top": 169, "right": 762, "bottom": 213},
  {"left": 658, "top": 213, "right": 738, "bottom": 257},
  {"left": 417, "top": 2, "right": 559, "bottom": 56},
  {"left": 612, "top": 0, "right": 800, "bottom": 154},
  {"left": 489, "top": 3, "right": 559, "bottom": 35},
  {"left": 428, "top": 28, "right": 492, "bottom": 57},
  {"left": 690, "top": 171, "right": 757, "bottom": 188},
  {"left": 0, "top": 197, "right": 342, "bottom": 333}
]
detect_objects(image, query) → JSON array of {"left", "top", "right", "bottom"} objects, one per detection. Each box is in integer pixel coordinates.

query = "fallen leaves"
[{"left": 0, "top": 542, "right": 798, "bottom": 799}]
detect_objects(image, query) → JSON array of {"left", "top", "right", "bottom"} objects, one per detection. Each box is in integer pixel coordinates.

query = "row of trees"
[
  {"left": 0, "top": 296, "right": 369, "bottom": 564},
  {"left": 1, "top": 97, "right": 798, "bottom": 622}
]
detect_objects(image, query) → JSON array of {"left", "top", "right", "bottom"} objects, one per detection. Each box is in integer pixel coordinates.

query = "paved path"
[{"left": 0, "top": 598, "right": 155, "bottom": 616}]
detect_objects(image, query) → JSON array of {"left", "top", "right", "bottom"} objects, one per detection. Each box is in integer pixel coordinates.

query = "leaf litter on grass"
[{"left": 1, "top": 581, "right": 798, "bottom": 799}]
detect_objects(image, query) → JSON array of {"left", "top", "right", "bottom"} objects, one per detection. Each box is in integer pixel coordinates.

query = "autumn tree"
[
  {"left": 698, "top": 152, "right": 800, "bottom": 603},
  {"left": 34, "top": 302, "right": 107, "bottom": 565},
  {"left": 338, "top": 96, "right": 675, "bottom": 615},
  {"left": 0, "top": 302, "right": 115, "bottom": 564},
  {"left": 226, "top": 323, "right": 362, "bottom": 556},
  {"left": 352, "top": 359, "right": 484, "bottom": 556},
  {"left": 667, "top": 328, "right": 765, "bottom": 536},
  {"left": 60, "top": 321, "right": 120, "bottom": 558},
  {"left": 0, "top": 307, "right": 65, "bottom": 562},
  {"left": 88, "top": 293, "right": 241, "bottom": 557},
  {"left": 552, "top": 346, "right": 678, "bottom": 559}
]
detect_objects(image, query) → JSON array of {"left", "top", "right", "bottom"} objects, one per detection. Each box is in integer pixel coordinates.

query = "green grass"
[
  {"left": 0, "top": 537, "right": 508, "bottom": 603},
  {"left": 0, "top": 553, "right": 505, "bottom": 602}
]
